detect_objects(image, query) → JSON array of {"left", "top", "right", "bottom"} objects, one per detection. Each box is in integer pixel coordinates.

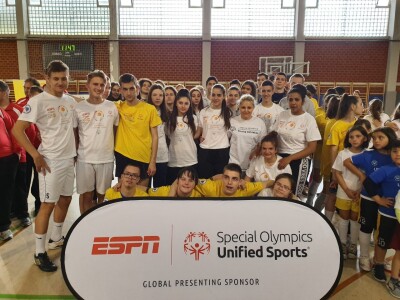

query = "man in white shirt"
[
  {"left": 74, "top": 70, "right": 119, "bottom": 213},
  {"left": 13, "top": 60, "right": 76, "bottom": 272}
]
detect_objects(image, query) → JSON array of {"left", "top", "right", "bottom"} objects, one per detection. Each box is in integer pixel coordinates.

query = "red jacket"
[{"left": 0, "top": 107, "right": 21, "bottom": 159}]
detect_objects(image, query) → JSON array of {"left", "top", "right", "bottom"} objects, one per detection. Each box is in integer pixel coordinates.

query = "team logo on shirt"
[
  {"left": 286, "top": 121, "right": 296, "bottom": 129},
  {"left": 261, "top": 173, "right": 270, "bottom": 180},
  {"left": 199, "top": 179, "right": 207, "bottom": 185},
  {"left": 264, "top": 113, "right": 272, "bottom": 119},
  {"left": 176, "top": 121, "right": 186, "bottom": 131},
  {"left": 184, "top": 232, "right": 211, "bottom": 261},
  {"left": 94, "top": 110, "right": 104, "bottom": 121},
  {"left": 58, "top": 105, "right": 68, "bottom": 117},
  {"left": 371, "top": 160, "right": 378, "bottom": 167},
  {"left": 23, "top": 105, "right": 31, "bottom": 114},
  {"left": 395, "top": 175, "right": 400, "bottom": 182}
]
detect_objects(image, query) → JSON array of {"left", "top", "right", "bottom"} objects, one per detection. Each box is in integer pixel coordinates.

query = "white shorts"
[
  {"left": 76, "top": 161, "right": 114, "bottom": 195},
  {"left": 39, "top": 158, "right": 75, "bottom": 203}
]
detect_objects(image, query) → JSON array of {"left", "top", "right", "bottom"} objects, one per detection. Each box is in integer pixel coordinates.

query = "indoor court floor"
[{"left": 0, "top": 191, "right": 396, "bottom": 300}]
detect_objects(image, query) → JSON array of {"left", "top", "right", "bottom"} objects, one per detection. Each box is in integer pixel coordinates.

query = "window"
[
  {"left": 0, "top": 0, "right": 17, "bottom": 35},
  {"left": 120, "top": 0, "right": 202, "bottom": 36},
  {"left": 211, "top": 0, "right": 295, "bottom": 38},
  {"left": 28, "top": 0, "right": 110, "bottom": 35},
  {"left": 305, "top": 0, "right": 389, "bottom": 37}
]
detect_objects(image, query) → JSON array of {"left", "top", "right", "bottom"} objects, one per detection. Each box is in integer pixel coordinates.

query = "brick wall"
[
  {"left": 211, "top": 41, "right": 295, "bottom": 81},
  {"left": 0, "top": 40, "right": 19, "bottom": 79},
  {"left": 304, "top": 41, "right": 388, "bottom": 82},
  {"left": 119, "top": 40, "right": 202, "bottom": 82},
  {"left": 27, "top": 40, "right": 110, "bottom": 80}
]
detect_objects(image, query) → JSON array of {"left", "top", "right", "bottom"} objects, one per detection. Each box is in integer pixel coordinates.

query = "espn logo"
[{"left": 92, "top": 236, "right": 160, "bottom": 255}]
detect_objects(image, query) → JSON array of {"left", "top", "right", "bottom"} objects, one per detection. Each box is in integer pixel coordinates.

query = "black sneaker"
[
  {"left": 34, "top": 252, "right": 57, "bottom": 272},
  {"left": 373, "top": 263, "right": 387, "bottom": 283}
]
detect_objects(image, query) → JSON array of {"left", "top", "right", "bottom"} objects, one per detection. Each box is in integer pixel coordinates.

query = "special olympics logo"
[{"left": 184, "top": 232, "right": 211, "bottom": 261}]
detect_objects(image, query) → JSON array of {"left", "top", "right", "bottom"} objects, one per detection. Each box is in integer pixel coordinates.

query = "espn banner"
[{"left": 62, "top": 198, "right": 342, "bottom": 300}]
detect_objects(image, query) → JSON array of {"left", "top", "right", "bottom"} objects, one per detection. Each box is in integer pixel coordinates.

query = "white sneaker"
[
  {"left": 0, "top": 229, "right": 13, "bottom": 241},
  {"left": 359, "top": 256, "right": 372, "bottom": 272},
  {"left": 48, "top": 236, "right": 64, "bottom": 250},
  {"left": 385, "top": 259, "right": 392, "bottom": 272}
]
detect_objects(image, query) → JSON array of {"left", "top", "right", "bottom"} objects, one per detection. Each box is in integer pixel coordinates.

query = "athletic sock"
[
  {"left": 35, "top": 233, "right": 46, "bottom": 255},
  {"left": 359, "top": 231, "right": 371, "bottom": 258},
  {"left": 338, "top": 216, "right": 350, "bottom": 244},
  {"left": 350, "top": 219, "right": 361, "bottom": 245},
  {"left": 50, "top": 222, "right": 63, "bottom": 242}
]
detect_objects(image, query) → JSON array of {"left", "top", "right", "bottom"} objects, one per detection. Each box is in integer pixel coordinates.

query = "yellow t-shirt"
[
  {"left": 326, "top": 119, "right": 356, "bottom": 153},
  {"left": 314, "top": 108, "right": 327, "bottom": 162},
  {"left": 148, "top": 185, "right": 202, "bottom": 197},
  {"left": 310, "top": 97, "right": 319, "bottom": 112},
  {"left": 114, "top": 100, "right": 161, "bottom": 163},
  {"left": 195, "top": 179, "right": 264, "bottom": 197},
  {"left": 320, "top": 118, "right": 337, "bottom": 178},
  {"left": 105, "top": 188, "right": 149, "bottom": 200}
]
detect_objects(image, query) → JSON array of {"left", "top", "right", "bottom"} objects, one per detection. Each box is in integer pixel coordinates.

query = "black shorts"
[
  {"left": 376, "top": 214, "right": 397, "bottom": 250},
  {"left": 114, "top": 151, "right": 149, "bottom": 179},
  {"left": 358, "top": 196, "right": 379, "bottom": 234}
]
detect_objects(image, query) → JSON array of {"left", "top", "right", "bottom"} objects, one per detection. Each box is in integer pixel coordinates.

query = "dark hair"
[
  {"left": 87, "top": 70, "right": 107, "bottom": 83},
  {"left": 229, "top": 79, "right": 241, "bottom": 86},
  {"left": 322, "top": 94, "right": 337, "bottom": 112},
  {"left": 212, "top": 84, "right": 232, "bottom": 129},
  {"left": 29, "top": 86, "right": 43, "bottom": 95},
  {"left": 335, "top": 86, "right": 346, "bottom": 96},
  {"left": 257, "top": 72, "right": 269, "bottom": 80},
  {"left": 288, "top": 84, "right": 307, "bottom": 103},
  {"left": 147, "top": 84, "right": 168, "bottom": 123},
  {"left": 274, "top": 173, "right": 295, "bottom": 193},
  {"left": 138, "top": 78, "right": 152, "bottom": 88},
  {"left": 325, "top": 88, "right": 338, "bottom": 96},
  {"left": 392, "top": 102, "right": 400, "bottom": 121},
  {"left": 368, "top": 99, "right": 383, "bottom": 122},
  {"left": 261, "top": 131, "right": 279, "bottom": 149},
  {"left": 390, "top": 139, "right": 400, "bottom": 150},
  {"left": 241, "top": 80, "right": 257, "bottom": 98},
  {"left": 154, "top": 80, "right": 165, "bottom": 87},
  {"left": 371, "top": 127, "right": 397, "bottom": 151},
  {"left": 305, "top": 84, "right": 317, "bottom": 95},
  {"left": 336, "top": 93, "right": 359, "bottom": 120},
  {"left": 119, "top": 73, "right": 139, "bottom": 86},
  {"left": 228, "top": 86, "right": 240, "bottom": 93},
  {"left": 261, "top": 80, "right": 274, "bottom": 88},
  {"left": 275, "top": 72, "right": 287, "bottom": 79},
  {"left": 289, "top": 73, "right": 305, "bottom": 83},
  {"left": 223, "top": 163, "right": 242, "bottom": 175},
  {"left": 165, "top": 85, "right": 177, "bottom": 96},
  {"left": 25, "top": 77, "right": 41, "bottom": 87},
  {"left": 325, "top": 95, "right": 341, "bottom": 119},
  {"left": 177, "top": 167, "right": 199, "bottom": 185},
  {"left": 110, "top": 81, "right": 120, "bottom": 89},
  {"left": 45, "top": 60, "right": 69, "bottom": 76},
  {"left": 344, "top": 125, "right": 370, "bottom": 149},
  {"left": 0, "top": 80, "right": 9, "bottom": 92},
  {"left": 123, "top": 163, "right": 142, "bottom": 179},
  {"left": 354, "top": 118, "right": 372, "bottom": 131},
  {"left": 189, "top": 87, "right": 204, "bottom": 112},
  {"left": 206, "top": 76, "right": 218, "bottom": 86},
  {"left": 168, "top": 88, "right": 196, "bottom": 135}
]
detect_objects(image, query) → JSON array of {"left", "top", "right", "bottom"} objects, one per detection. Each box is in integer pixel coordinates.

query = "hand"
[
  {"left": 344, "top": 188, "right": 358, "bottom": 200},
  {"left": 329, "top": 180, "right": 338, "bottom": 189},
  {"left": 386, "top": 121, "right": 399, "bottom": 132},
  {"left": 277, "top": 156, "right": 291, "bottom": 170},
  {"left": 112, "top": 182, "right": 121, "bottom": 192},
  {"left": 375, "top": 197, "right": 394, "bottom": 208},
  {"left": 147, "top": 162, "right": 156, "bottom": 177},
  {"left": 238, "top": 179, "right": 246, "bottom": 190},
  {"left": 34, "top": 154, "right": 51, "bottom": 175}
]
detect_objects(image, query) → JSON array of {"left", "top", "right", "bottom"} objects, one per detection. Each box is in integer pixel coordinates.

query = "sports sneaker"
[
  {"left": 359, "top": 256, "right": 372, "bottom": 272},
  {"left": 0, "top": 229, "right": 13, "bottom": 241},
  {"left": 341, "top": 243, "right": 347, "bottom": 259},
  {"left": 348, "top": 243, "right": 358, "bottom": 259},
  {"left": 19, "top": 217, "right": 32, "bottom": 228},
  {"left": 387, "top": 277, "right": 400, "bottom": 298},
  {"left": 48, "top": 236, "right": 64, "bottom": 250},
  {"left": 34, "top": 252, "right": 57, "bottom": 272},
  {"left": 373, "top": 263, "right": 387, "bottom": 283}
]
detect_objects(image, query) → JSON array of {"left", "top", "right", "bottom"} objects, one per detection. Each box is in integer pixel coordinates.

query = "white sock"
[
  {"left": 325, "top": 210, "right": 334, "bottom": 221},
  {"left": 359, "top": 231, "right": 371, "bottom": 258},
  {"left": 35, "top": 233, "right": 46, "bottom": 255},
  {"left": 338, "top": 216, "right": 349, "bottom": 244},
  {"left": 50, "top": 222, "right": 63, "bottom": 242},
  {"left": 350, "top": 220, "right": 361, "bottom": 245}
]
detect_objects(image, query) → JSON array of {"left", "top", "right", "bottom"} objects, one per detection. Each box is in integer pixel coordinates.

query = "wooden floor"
[{"left": 0, "top": 192, "right": 397, "bottom": 300}]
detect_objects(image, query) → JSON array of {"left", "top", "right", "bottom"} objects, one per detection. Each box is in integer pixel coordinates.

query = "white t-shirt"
[
  {"left": 363, "top": 113, "right": 390, "bottom": 131},
  {"left": 199, "top": 107, "right": 230, "bottom": 149},
  {"left": 332, "top": 148, "right": 364, "bottom": 201},
  {"left": 167, "top": 115, "right": 198, "bottom": 167},
  {"left": 19, "top": 91, "right": 76, "bottom": 160},
  {"left": 246, "top": 155, "right": 292, "bottom": 181},
  {"left": 271, "top": 110, "right": 321, "bottom": 155},
  {"left": 73, "top": 100, "right": 119, "bottom": 163},
  {"left": 156, "top": 111, "right": 169, "bottom": 163},
  {"left": 393, "top": 119, "right": 400, "bottom": 139},
  {"left": 252, "top": 103, "right": 284, "bottom": 133},
  {"left": 258, "top": 188, "right": 273, "bottom": 197},
  {"left": 228, "top": 116, "right": 267, "bottom": 170}
]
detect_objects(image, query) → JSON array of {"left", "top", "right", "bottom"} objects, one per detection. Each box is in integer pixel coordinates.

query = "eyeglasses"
[
  {"left": 122, "top": 172, "right": 140, "bottom": 179},
  {"left": 275, "top": 181, "right": 291, "bottom": 192}
]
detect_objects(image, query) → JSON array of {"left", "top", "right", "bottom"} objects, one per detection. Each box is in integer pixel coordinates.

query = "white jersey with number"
[
  {"left": 228, "top": 116, "right": 267, "bottom": 170},
  {"left": 73, "top": 99, "right": 119, "bottom": 163},
  {"left": 18, "top": 91, "right": 76, "bottom": 160},
  {"left": 272, "top": 110, "right": 321, "bottom": 155},
  {"left": 167, "top": 115, "right": 198, "bottom": 167},
  {"left": 199, "top": 107, "right": 230, "bottom": 149},
  {"left": 252, "top": 103, "right": 284, "bottom": 133}
]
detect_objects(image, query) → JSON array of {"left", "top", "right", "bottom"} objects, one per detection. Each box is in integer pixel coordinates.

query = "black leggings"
[
  {"left": 197, "top": 147, "right": 230, "bottom": 179},
  {"left": 280, "top": 154, "right": 311, "bottom": 197}
]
